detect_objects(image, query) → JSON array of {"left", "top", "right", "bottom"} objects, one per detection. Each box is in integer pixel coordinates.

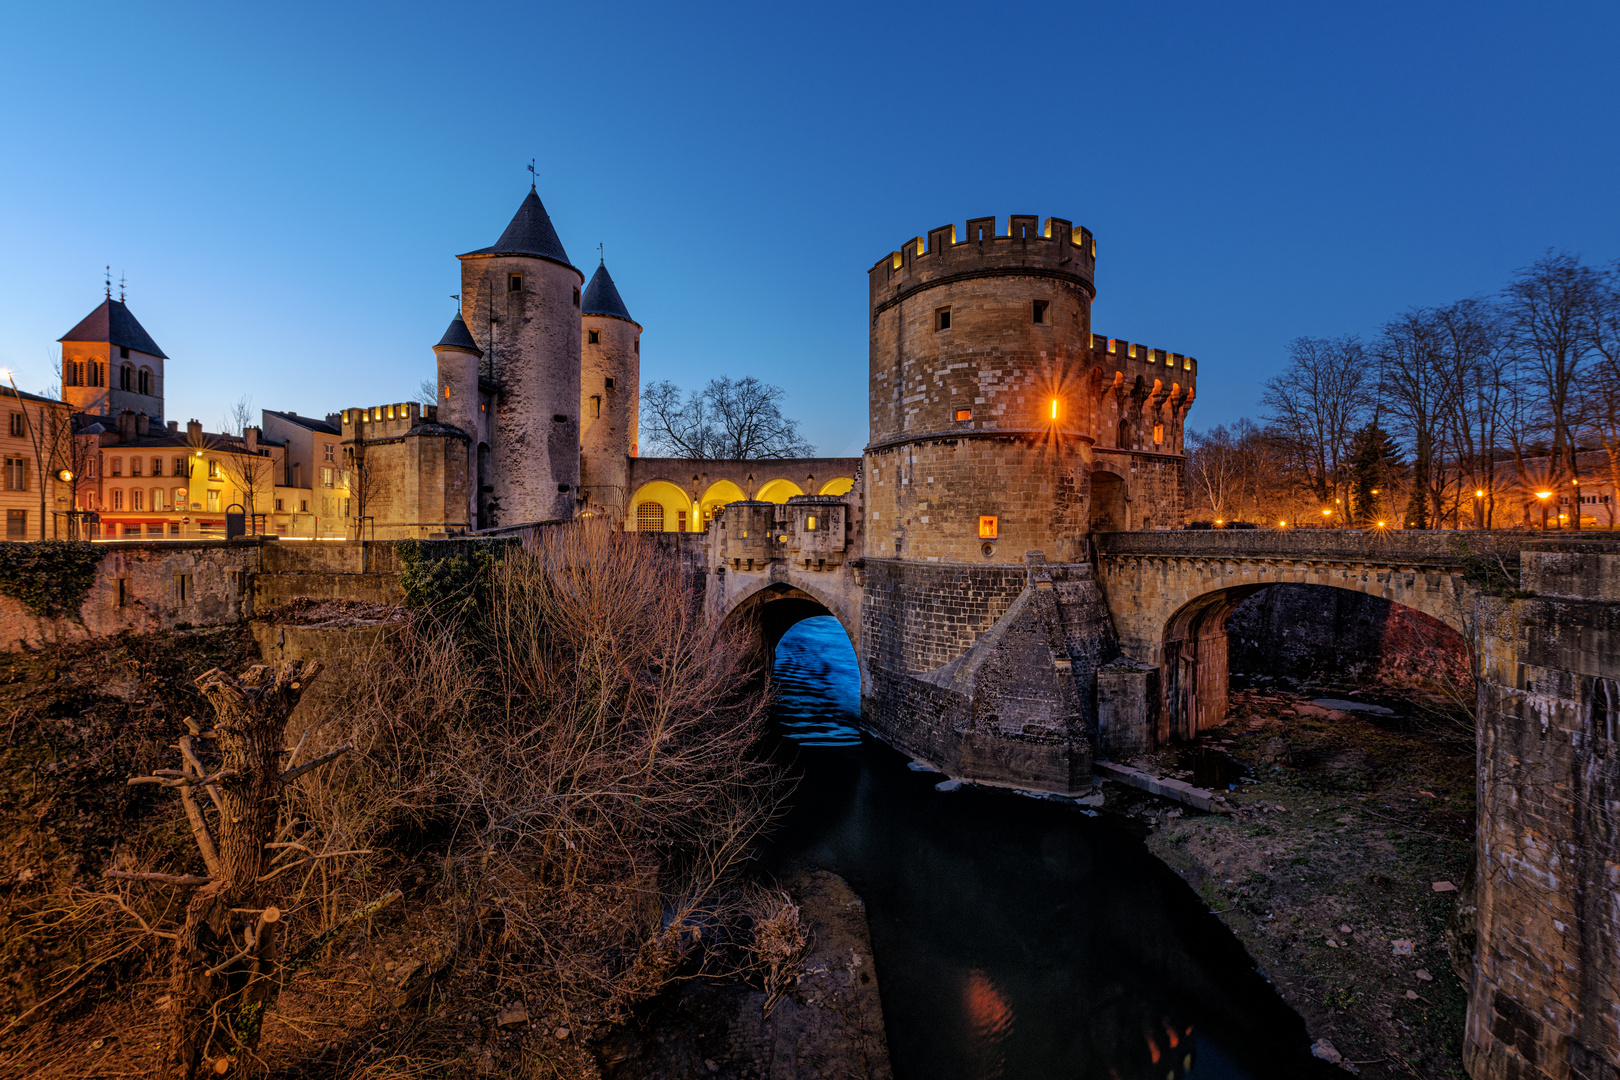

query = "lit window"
[
  {"left": 954, "top": 408, "right": 972, "bottom": 422},
  {"left": 806, "top": 515, "right": 817, "bottom": 530},
  {"left": 978, "top": 515, "right": 998, "bottom": 539},
  {"left": 131, "top": 489, "right": 142, "bottom": 510},
  {"left": 636, "top": 502, "right": 664, "bottom": 532},
  {"left": 206, "top": 490, "right": 219, "bottom": 511},
  {"left": 207, "top": 459, "right": 220, "bottom": 479}
]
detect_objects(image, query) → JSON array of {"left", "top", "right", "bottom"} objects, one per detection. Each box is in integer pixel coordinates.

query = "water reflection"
[{"left": 766, "top": 617, "right": 1322, "bottom": 1080}]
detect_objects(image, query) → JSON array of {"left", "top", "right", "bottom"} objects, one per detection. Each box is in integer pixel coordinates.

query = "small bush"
[{"left": 0, "top": 541, "right": 104, "bottom": 618}]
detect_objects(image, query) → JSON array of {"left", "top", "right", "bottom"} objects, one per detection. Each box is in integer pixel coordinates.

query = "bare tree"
[
  {"left": 417, "top": 377, "right": 438, "bottom": 409},
  {"left": 1580, "top": 259, "right": 1620, "bottom": 529},
  {"left": 641, "top": 376, "right": 815, "bottom": 459},
  {"left": 216, "top": 396, "right": 276, "bottom": 529},
  {"left": 1260, "top": 336, "right": 1369, "bottom": 516},
  {"left": 1503, "top": 252, "right": 1599, "bottom": 528},
  {"left": 1377, "top": 309, "right": 1459, "bottom": 529}
]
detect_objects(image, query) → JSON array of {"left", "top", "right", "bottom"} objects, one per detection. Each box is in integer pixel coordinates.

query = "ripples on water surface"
[{"left": 767, "top": 617, "right": 1325, "bottom": 1080}]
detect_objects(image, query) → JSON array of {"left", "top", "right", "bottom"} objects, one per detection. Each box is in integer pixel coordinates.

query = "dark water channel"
[{"left": 763, "top": 618, "right": 1325, "bottom": 1080}]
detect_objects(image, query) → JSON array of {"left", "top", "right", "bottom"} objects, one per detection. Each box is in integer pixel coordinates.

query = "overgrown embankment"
[
  {"left": 1126, "top": 688, "right": 1474, "bottom": 1080},
  {"left": 0, "top": 523, "right": 810, "bottom": 1080}
]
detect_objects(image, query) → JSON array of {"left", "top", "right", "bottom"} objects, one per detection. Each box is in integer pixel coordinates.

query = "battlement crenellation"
[{"left": 869, "top": 214, "right": 1097, "bottom": 301}]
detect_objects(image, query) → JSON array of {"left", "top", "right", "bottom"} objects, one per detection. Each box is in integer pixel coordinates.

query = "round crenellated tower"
[
  {"left": 865, "top": 214, "right": 1099, "bottom": 564},
  {"left": 578, "top": 260, "right": 641, "bottom": 523},
  {"left": 458, "top": 186, "right": 584, "bottom": 526},
  {"left": 433, "top": 311, "right": 484, "bottom": 527}
]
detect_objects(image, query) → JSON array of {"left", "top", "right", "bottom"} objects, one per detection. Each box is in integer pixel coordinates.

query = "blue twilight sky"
[{"left": 1, "top": 1, "right": 1617, "bottom": 458}]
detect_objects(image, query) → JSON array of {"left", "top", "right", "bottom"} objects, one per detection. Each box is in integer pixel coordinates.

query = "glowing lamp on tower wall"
[{"left": 978, "top": 516, "right": 998, "bottom": 540}]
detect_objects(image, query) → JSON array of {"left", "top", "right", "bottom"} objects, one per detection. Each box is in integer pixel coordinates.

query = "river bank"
[{"left": 1119, "top": 686, "right": 1475, "bottom": 1079}]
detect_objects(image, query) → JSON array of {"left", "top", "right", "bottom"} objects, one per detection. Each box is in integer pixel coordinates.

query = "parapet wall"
[{"left": 868, "top": 213, "right": 1096, "bottom": 309}]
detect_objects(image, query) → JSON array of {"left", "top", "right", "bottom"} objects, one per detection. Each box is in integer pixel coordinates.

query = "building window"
[
  {"left": 152, "top": 488, "right": 165, "bottom": 511},
  {"left": 954, "top": 408, "right": 972, "bottom": 421},
  {"left": 1153, "top": 423, "right": 1165, "bottom": 445},
  {"left": 91, "top": 361, "right": 103, "bottom": 387},
  {"left": 131, "top": 457, "right": 142, "bottom": 477},
  {"left": 573, "top": 288, "right": 580, "bottom": 308},
  {"left": 322, "top": 467, "right": 333, "bottom": 487},
  {"left": 1032, "top": 300, "right": 1049, "bottom": 325},
  {"left": 323, "top": 443, "right": 334, "bottom": 462},
  {"left": 151, "top": 458, "right": 162, "bottom": 476},
  {"left": 508, "top": 273, "right": 523, "bottom": 292},
  {"left": 676, "top": 510, "right": 688, "bottom": 532},
  {"left": 169, "top": 522, "right": 180, "bottom": 537},
  {"left": 806, "top": 514, "right": 818, "bottom": 530},
  {"left": 130, "top": 489, "right": 143, "bottom": 511},
  {"left": 7, "top": 413, "right": 22, "bottom": 437},
  {"left": 300, "top": 499, "right": 308, "bottom": 513},
  {"left": 111, "top": 488, "right": 123, "bottom": 510},
  {"left": 589, "top": 395, "right": 601, "bottom": 419},
  {"left": 86, "top": 458, "right": 96, "bottom": 479},
  {"left": 206, "top": 490, "right": 220, "bottom": 511},
  {"left": 67, "top": 361, "right": 82, "bottom": 386},
  {"left": 978, "top": 515, "right": 998, "bottom": 539},
  {"left": 275, "top": 498, "right": 284, "bottom": 512},
  {"left": 119, "top": 345, "right": 130, "bottom": 359},
  {"left": 605, "top": 376, "right": 615, "bottom": 390},
  {"left": 936, "top": 307, "right": 951, "bottom": 331},
  {"left": 175, "top": 573, "right": 192, "bottom": 603},
  {"left": 3, "top": 457, "right": 26, "bottom": 491},
  {"left": 138, "top": 368, "right": 152, "bottom": 395},
  {"left": 174, "top": 456, "right": 185, "bottom": 476},
  {"left": 111, "top": 457, "right": 122, "bottom": 476},
  {"left": 588, "top": 329, "right": 600, "bottom": 345},
  {"left": 174, "top": 486, "right": 188, "bottom": 507},
  {"left": 4, "top": 510, "right": 22, "bottom": 539},
  {"left": 119, "top": 363, "right": 134, "bottom": 390},
  {"left": 207, "top": 459, "right": 220, "bottom": 479},
  {"left": 634, "top": 340, "right": 639, "bottom": 354},
  {"left": 636, "top": 502, "right": 664, "bottom": 532}
]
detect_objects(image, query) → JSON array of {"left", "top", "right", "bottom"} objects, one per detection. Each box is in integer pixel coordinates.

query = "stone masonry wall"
[{"left": 1467, "top": 543, "right": 1620, "bottom": 1080}]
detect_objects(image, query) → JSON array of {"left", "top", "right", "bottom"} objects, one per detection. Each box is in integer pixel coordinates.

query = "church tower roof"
[
  {"left": 58, "top": 298, "right": 168, "bottom": 359},
  {"left": 581, "top": 262, "right": 634, "bottom": 322},
  {"left": 461, "top": 188, "right": 574, "bottom": 269},
  {"left": 434, "top": 312, "right": 482, "bottom": 355}
]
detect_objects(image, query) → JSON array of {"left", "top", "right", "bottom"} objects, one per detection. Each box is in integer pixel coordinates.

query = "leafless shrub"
[{"left": 744, "top": 887, "right": 808, "bottom": 1018}]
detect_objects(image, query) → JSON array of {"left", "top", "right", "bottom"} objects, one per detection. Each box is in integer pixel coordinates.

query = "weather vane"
[
  {"left": 104, "top": 266, "right": 111, "bottom": 299},
  {"left": 528, "top": 158, "right": 536, "bottom": 190},
  {"left": 451, "top": 293, "right": 461, "bottom": 312},
  {"left": 598, "top": 242, "right": 604, "bottom": 265},
  {"left": 118, "top": 271, "right": 126, "bottom": 303}
]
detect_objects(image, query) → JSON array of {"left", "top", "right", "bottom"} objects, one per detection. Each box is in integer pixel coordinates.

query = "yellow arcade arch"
[
  {"left": 818, "top": 477, "right": 854, "bottom": 496},
  {"left": 629, "top": 480, "right": 695, "bottom": 532},
  {"left": 754, "top": 478, "right": 804, "bottom": 504},
  {"left": 699, "top": 479, "right": 747, "bottom": 530}
]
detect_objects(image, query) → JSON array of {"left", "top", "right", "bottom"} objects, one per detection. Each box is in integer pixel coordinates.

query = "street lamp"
[
  {"left": 1322, "top": 508, "right": 1332, "bottom": 528},
  {"left": 1536, "top": 490, "right": 1552, "bottom": 531}
]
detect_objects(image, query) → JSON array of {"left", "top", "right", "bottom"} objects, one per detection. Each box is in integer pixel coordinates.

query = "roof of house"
[
  {"left": 263, "top": 409, "right": 341, "bottom": 436},
  {"left": 434, "top": 313, "right": 482, "bottom": 353},
  {"left": 57, "top": 299, "right": 168, "bottom": 359},
  {"left": 461, "top": 188, "right": 574, "bottom": 268},
  {"left": 582, "top": 262, "right": 634, "bottom": 322}
]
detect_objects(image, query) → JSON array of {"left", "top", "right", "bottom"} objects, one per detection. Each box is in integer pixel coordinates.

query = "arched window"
[
  {"left": 111, "top": 489, "right": 123, "bottom": 510},
  {"left": 138, "top": 367, "right": 153, "bottom": 395},
  {"left": 635, "top": 502, "right": 664, "bottom": 532},
  {"left": 130, "top": 489, "right": 143, "bottom": 511},
  {"left": 119, "top": 363, "right": 134, "bottom": 391}
]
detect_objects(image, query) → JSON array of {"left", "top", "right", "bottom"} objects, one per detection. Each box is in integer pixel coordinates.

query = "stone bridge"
[{"left": 1093, "top": 529, "right": 1523, "bottom": 741}]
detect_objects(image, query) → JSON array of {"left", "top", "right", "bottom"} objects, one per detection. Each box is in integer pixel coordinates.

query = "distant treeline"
[{"left": 1188, "top": 252, "right": 1620, "bottom": 530}]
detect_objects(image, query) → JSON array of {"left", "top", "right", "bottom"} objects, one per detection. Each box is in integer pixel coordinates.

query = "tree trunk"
[{"left": 164, "top": 662, "right": 317, "bottom": 1080}]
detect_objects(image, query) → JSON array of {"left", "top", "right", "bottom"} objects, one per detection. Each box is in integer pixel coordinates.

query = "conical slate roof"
[
  {"left": 461, "top": 188, "right": 573, "bottom": 267},
  {"left": 58, "top": 298, "right": 168, "bottom": 359},
  {"left": 434, "top": 312, "right": 482, "bottom": 354},
  {"left": 581, "top": 262, "right": 633, "bottom": 322}
]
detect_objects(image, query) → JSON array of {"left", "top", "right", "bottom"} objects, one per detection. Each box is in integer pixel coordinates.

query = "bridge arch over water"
[{"left": 1094, "top": 530, "right": 1514, "bottom": 741}]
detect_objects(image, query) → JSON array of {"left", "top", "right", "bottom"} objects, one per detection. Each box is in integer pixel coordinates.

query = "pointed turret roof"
[
  {"left": 581, "top": 262, "right": 634, "bottom": 322},
  {"left": 461, "top": 188, "right": 574, "bottom": 268},
  {"left": 434, "top": 312, "right": 482, "bottom": 354},
  {"left": 58, "top": 298, "right": 167, "bottom": 358}
]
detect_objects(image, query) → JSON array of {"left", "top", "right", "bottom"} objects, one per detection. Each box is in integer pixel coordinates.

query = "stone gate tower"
[
  {"left": 865, "top": 214, "right": 1098, "bottom": 563},
  {"left": 579, "top": 260, "right": 641, "bottom": 523},
  {"left": 458, "top": 186, "right": 584, "bottom": 526}
]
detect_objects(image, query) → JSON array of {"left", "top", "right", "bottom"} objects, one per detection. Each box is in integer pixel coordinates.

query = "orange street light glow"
[
  {"left": 1537, "top": 491, "right": 1552, "bottom": 499},
  {"left": 1475, "top": 490, "right": 1485, "bottom": 498},
  {"left": 1049, "top": 398, "right": 1058, "bottom": 420}
]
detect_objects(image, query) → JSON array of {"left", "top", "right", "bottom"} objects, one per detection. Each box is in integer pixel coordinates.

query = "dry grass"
[{"left": 2, "top": 522, "right": 791, "bottom": 1079}]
